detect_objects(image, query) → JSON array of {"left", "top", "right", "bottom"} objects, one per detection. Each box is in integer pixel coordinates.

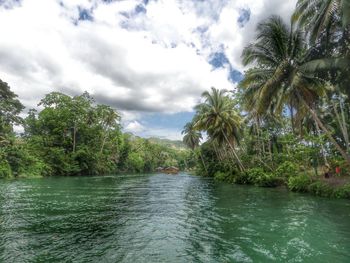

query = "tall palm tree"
[
  {"left": 241, "top": 15, "right": 350, "bottom": 165},
  {"left": 182, "top": 121, "right": 201, "bottom": 150},
  {"left": 182, "top": 121, "right": 208, "bottom": 174},
  {"left": 194, "top": 87, "right": 245, "bottom": 172}
]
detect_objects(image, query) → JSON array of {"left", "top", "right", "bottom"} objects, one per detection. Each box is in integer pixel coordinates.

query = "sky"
[{"left": 0, "top": 0, "right": 297, "bottom": 140}]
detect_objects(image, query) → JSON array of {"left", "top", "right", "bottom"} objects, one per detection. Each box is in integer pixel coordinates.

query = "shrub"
[
  {"left": 213, "top": 170, "right": 237, "bottom": 183},
  {"left": 246, "top": 168, "right": 266, "bottom": 184},
  {"left": 0, "top": 161, "right": 12, "bottom": 178},
  {"left": 287, "top": 174, "right": 312, "bottom": 192},
  {"left": 236, "top": 168, "right": 282, "bottom": 187},
  {"left": 275, "top": 161, "right": 298, "bottom": 178},
  {"left": 234, "top": 172, "right": 251, "bottom": 184},
  {"left": 334, "top": 184, "right": 350, "bottom": 199},
  {"left": 24, "top": 157, "right": 51, "bottom": 177},
  {"left": 307, "top": 181, "right": 333, "bottom": 197},
  {"left": 255, "top": 172, "right": 284, "bottom": 187},
  {"left": 214, "top": 171, "right": 227, "bottom": 181},
  {"left": 125, "top": 152, "right": 145, "bottom": 173},
  {"left": 234, "top": 168, "right": 264, "bottom": 185}
]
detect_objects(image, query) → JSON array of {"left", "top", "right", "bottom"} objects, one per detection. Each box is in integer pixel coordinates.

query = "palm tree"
[
  {"left": 293, "top": 0, "right": 350, "bottom": 42},
  {"left": 182, "top": 121, "right": 208, "bottom": 174},
  {"left": 293, "top": 0, "right": 350, "bottom": 98},
  {"left": 194, "top": 87, "right": 245, "bottom": 172},
  {"left": 241, "top": 15, "right": 350, "bottom": 165}
]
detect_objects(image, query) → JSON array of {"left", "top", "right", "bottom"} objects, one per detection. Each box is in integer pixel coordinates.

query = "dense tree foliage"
[
  {"left": 184, "top": 1, "right": 350, "bottom": 198},
  {"left": 0, "top": 88, "right": 189, "bottom": 178}
]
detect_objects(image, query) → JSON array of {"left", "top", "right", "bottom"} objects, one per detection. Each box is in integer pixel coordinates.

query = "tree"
[
  {"left": 182, "top": 121, "right": 208, "bottom": 173},
  {"left": 293, "top": 0, "right": 350, "bottom": 42},
  {"left": 96, "top": 104, "right": 120, "bottom": 153},
  {"left": 194, "top": 87, "right": 245, "bottom": 171},
  {"left": 0, "top": 79, "right": 24, "bottom": 137},
  {"left": 241, "top": 15, "right": 350, "bottom": 165},
  {"left": 293, "top": 0, "right": 350, "bottom": 98}
]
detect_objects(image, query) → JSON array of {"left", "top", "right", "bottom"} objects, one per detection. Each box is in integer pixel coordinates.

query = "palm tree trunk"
[
  {"left": 334, "top": 103, "right": 350, "bottom": 153},
  {"left": 313, "top": 118, "right": 328, "bottom": 165},
  {"left": 256, "top": 120, "right": 262, "bottom": 158},
  {"left": 302, "top": 99, "right": 350, "bottom": 165},
  {"left": 213, "top": 143, "right": 222, "bottom": 161},
  {"left": 100, "top": 131, "right": 109, "bottom": 153},
  {"left": 183, "top": 158, "right": 188, "bottom": 171},
  {"left": 198, "top": 150, "right": 208, "bottom": 175},
  {"left": 339, "top": 99, "right": 349, "bottom": 152},
  {"left": 290, "top": 103, "right": 295, "bottom": 134},
  {"left": 222, "top": 132, "right": 245, "bottom": 172},
  {"left": 262, "top": 136, "right": 266, "bottom": 157}
]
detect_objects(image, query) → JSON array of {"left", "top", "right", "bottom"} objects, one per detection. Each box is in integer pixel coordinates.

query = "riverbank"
[{"left": 207, "top": 166, "right": 350, "bottom": 200}]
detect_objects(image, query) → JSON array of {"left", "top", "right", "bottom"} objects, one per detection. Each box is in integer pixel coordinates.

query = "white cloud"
[
  {"left": 0, "top": 0, "right": 297, "bottom": 139},
  {"left": 207, "top": 0, "right": 297, "bottom": 71},
  {"left": 124, "top": 121, "right": 145, "bottom": 133},
  {"left": 140, "top": 127, "right": 184, "bottom": 141}
]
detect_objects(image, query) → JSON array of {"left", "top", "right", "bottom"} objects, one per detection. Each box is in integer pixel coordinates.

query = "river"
[{"left": 0, "top": 173, "right": 350, "bottom": 262}]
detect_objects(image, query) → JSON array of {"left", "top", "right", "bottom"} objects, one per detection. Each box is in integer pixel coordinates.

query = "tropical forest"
[
  {"left": 0, "top": 0, "right": 350, "bottom": 262},
  {"left": 183, "top": 2, "right": 350, "bottom": 199}
]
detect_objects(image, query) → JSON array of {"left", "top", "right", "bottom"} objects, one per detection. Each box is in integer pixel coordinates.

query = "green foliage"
[
  {"left": 125, "top": 152, "right": 145, "bottom": 173},
  {"left": 234, "top": 173, "right": 251, "bottom": 185},
  {"left": 6, "top": 144, "right": 51, "bottom": 177},
  {"left": 0, "top": 79, "right": 24, "bottom": 136},
  {"left": 288, "top": 174, "right": 312, "bottom": 192},
  {"left": 0, "top": 83, "right": 188, "bottom": 178},
  {"left": 213, "top": 171, "right": 229, "bottom": 181},
  {"left": 0, "top": 161, "right": 12, "bottom": 178},
  {"left": 307, "top": 181, "right": 333, "bottom": 197},
  {"left": 333, "top": 184, "right": 350, "bottom": 199},
  {"left": 213, "top": 171, "right": 236, "bottom": 183},
  {"left": 275, "top": 161, "right": 298, "bottom": 178},
  {"left": 255, "top": 173, "right": 283, "bottom": 187},
  {"left": 236, "top": 168, "right": 283, "bottom": 187},
  {"left": 242, "top": 168, "right": 265, "bottom": 184},
  {"left": 183, "top": 1, "right": 350, "bottom": 200}
]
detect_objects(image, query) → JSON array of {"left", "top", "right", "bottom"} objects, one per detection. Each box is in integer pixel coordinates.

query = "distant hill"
[{"left": 147, "top": 137, "right": 186, "bottom": 149}]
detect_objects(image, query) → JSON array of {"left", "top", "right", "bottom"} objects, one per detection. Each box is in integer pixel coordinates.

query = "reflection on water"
[{"left": 0, "top": 173, "right": 350, "bottom": 262}]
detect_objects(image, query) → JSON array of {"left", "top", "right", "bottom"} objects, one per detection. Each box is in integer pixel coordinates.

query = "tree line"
[
  {"left": 183, "top": 0, "right": 350, "bottom": 198},
  {"left": 0, "top": 80, "right": 189, "bottom": 178}
]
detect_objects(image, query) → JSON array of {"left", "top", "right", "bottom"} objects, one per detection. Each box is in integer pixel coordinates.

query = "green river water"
[{"left": 0, "top": 173, "right": 350, "bottom": 262}]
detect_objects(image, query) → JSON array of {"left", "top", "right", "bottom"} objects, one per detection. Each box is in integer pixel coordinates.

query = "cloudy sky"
[{"left": 0, "top": 0, "right": 296, "bottom": 140}]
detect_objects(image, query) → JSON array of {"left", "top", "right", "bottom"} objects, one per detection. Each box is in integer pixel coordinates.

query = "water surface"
[{"left": 0, "top": 173, "right": 350, "bottom": 262}]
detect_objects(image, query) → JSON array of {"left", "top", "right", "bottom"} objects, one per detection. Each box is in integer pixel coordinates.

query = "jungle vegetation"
[
  {"left": 183, "top": 0, "right": 350, "bottom": 198},
  {"left": 0, "top": 81, "right": 189, "bottom": 178}
]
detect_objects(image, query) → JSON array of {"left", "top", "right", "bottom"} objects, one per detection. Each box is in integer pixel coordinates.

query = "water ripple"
[{"left": 0, "top": 173, "right": 350, "bottom": 262}]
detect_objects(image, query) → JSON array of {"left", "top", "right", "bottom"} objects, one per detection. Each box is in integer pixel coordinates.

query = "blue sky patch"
[
  {"left": 101, "top": 0, "right": 116, "bottom": 3},
  {"left": 78, "top": 7, "right": 94, "bottom": 22},
  {"left": 0, "top": 0, "right": 21, "bottom": 9},
  {"left": 142, "top": 112, "right": 195, "bottom": 130},
  {"left": 238, "top": 8, "right": 251, "bottom": 27},
  {"left": 209, "top": 52, "right": 229, "bottom": 68},
  {"left": 209, "top": 52, "right": 243, "bottom": 83},
  {"left": 229, "top": 69, "right": 243, "bottom": 83},
  {"left": 135, "top": 4, "right": 147, "bottom": 14}
]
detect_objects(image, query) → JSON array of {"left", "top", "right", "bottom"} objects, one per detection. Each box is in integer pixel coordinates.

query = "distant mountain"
[{"left": 147, "top": 137, "right": 186, "bottom": 149}]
